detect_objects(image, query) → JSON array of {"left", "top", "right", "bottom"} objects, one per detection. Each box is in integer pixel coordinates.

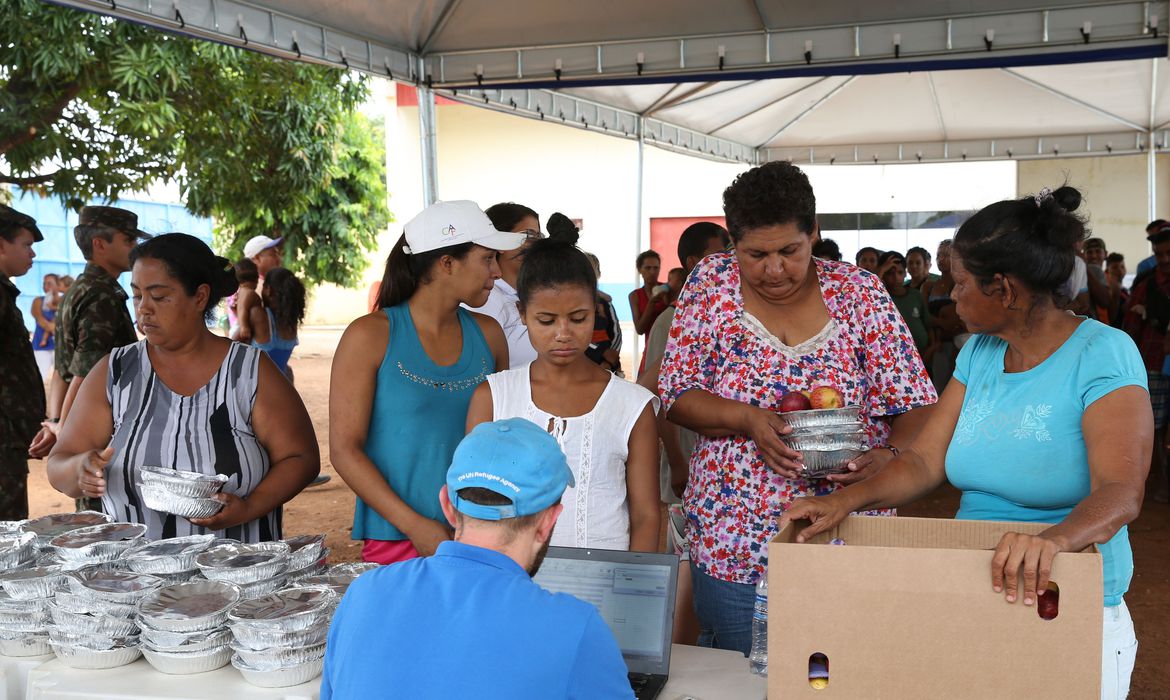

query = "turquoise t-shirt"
[{"left": 945, "top": 320, "right": 1147, "bottom": 606}]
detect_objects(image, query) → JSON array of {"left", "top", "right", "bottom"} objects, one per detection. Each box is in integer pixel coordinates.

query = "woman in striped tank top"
[
  {"left": 47, "top": 234, "right": 320, "bottom": 542},
  {"left": 330, "top": 201, "right": 524, "bottom": 564}
]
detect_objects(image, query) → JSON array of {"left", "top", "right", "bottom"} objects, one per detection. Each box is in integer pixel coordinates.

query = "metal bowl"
[
  {"left": 0, "top": 565, "right": 66, "bottom": 601},
  {"left": 49, "top": 523, "right": 147, "bottom": 564},
  {"left": 51, "top": 641, "right": 141, "bottom": 669},
  {"left": 228, "top": 619, "right": 330, "bottom": 651},
  {"left": 298, "top": 562, "right": 376, "bottom": 596},
  {"left": 138, "top": 623, "right": 232, "bottom": 652},
  {"left": 230, "top": 640, "right": 325, "bottom": 671},
  {"left": 21, "top": 512, "right": 112, "bottom": 546},
  {"left": 139, "top": 466, "right": 229, "bottom": 499},
  {"left": 0, "top": 606, "right": 49, "bottom": 628},
  {"left": 142, "top": 643, "right": 231, "bottom": 674},
  {"left": 65, "top": 567, "right": 163, "bottom": 604},
  {"left": 137, "top": 580, "right": 241, "bottom": 632},
  {"left": 800, "top": 447, "right": 869, "bottom": 479},
  {"left": 780, "top": 405, "right": 864, "bottom": 430},
  {"left": 125, "top": 535, "right": 215, "bottom": 575},
  {"left": 237, "top": 574, "right": 289, "bottom": 600},
  {"left": 196, "top": 542, "right": 290, "bottom": 584},
  {"left": 0, "top": 532, "right": 37, "bottom": 569},
  {"left": 0, "top": 634, "right": 51, "bottom": 657},
  {"left": 283, "top": 535, "right": 326, "bottom": 571},
  {"left": 232, "top": 653, "right": 324, "bottom": 688},
  {"left": 46, "top": 627, "right": 139, "bottom": 650},
  {"left": 783, "top": 429, "right": 869, "bottom": 453},
  {"left": 139, "top": 485, "right": 224, "bottom": 520},
  {"left": 53, "top": 589, "right": 138, "bottom": 618},
  {"left": 227, "top": 586, "right": 336, "bottom": 633},
  {"left": 0, "top": 520, "right": 26, "bottom": 534},
  {"left": 47, "top": 605, "right": 139, "bottom": 636}
]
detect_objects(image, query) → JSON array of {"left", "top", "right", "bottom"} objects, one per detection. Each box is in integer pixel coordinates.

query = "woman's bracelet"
[{"left": 886, "top": 443, "right": 900, "bottom": 457}]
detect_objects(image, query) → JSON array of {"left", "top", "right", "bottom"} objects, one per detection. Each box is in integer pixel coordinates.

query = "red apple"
[
  {"left": 1037, "top": 588, "right": 1059, "bottom": 620},
  {"left": 778, "top": 391, "right": 812, "bottom": 413},
  {"left": 807, "top": 385, "right": 844, "bottom": 410}
]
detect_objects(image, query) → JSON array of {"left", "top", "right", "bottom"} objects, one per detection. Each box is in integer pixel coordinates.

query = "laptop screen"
[{"left": 534, "top": 547, "right": 679, "bottom": 675}]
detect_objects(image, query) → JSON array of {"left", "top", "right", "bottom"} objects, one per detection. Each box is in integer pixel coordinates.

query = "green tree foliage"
[{"left": 0, "top": 0, "right": 391, "bottom": 287}]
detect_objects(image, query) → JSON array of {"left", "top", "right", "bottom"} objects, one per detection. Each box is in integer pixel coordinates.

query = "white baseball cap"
[
  {"left": 243, "top": 235, "right": 284, "bottom": 258},
  {"left": 403, "top": 200, "right": 526, "bottom": 255}
]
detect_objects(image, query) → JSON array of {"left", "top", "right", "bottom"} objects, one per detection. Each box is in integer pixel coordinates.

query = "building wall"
[{"left": 1016, "top": 154, "right": 1170, "bottom": 271}]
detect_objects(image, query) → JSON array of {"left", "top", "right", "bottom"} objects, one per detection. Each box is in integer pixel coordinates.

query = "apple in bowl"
[
  {"left": 807, "top": 385, "right": 844, "bottom": 410},
  {"left": 777, "top": 391, "right": 812, "bottom": 413}
]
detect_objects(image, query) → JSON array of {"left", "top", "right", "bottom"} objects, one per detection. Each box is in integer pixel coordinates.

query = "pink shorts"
[{"left": 362, "top": 539, "right": 421, "bottom": 565}]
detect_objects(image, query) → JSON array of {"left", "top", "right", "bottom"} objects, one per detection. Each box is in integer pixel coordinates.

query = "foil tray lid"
[
  {"left": 138, "top": 580, "right": 242, "bottom": 621},
  {"left": 21, "top": 512, "right": 112, "bottom": 539},
  {"left": 128, "top": 535, "right": 215, "bottom": 560},
  {"left": 196, "top": 542, "right": 290, "bottom": 570},
  {"left": 140, "top": 466, "right": 229, "bottom": 486},
  {"left": 228, "top": 586, "right": 336, "bottom": 623},
  {"left": 70, "top": 566, "right": 163, "bottom": 595},
  {"left": 50, "top": 523, "right": 147, "bottom": 549}
]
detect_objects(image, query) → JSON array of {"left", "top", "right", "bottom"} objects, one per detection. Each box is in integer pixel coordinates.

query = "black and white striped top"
[{"left": 103, "top": 340, "right": 280, "bottom": 542}]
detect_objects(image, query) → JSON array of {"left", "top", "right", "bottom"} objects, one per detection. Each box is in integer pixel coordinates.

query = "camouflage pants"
[{"left": 0, "top": 447, "right": 29, "bottom": 521}]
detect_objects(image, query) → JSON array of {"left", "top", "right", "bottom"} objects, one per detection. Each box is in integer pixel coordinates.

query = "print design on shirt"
[
  {"left": 1013, "top": 404, "right": 1053, "bottom": 442},
  {"left": 954, "top": 398, "right": 995, "bottom": 446}
]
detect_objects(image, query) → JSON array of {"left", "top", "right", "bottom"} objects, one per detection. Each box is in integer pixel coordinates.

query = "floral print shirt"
[{"left": 659, "top": 254, "right": 938, "bottom": 584}]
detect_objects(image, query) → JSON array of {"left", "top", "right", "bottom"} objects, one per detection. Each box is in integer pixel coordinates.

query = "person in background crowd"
[
  {"left": 228, "top": 259, "right": 258, "bottom": 340},
  {"left": 658, "top": 162, "right": 936, "bottom": 655},
  {"left": 854, "top": 246, "right": 881, "bottom": 273},
  {"left": 637, "top": 220, "right": 728, "bottom": 646},
  {"left": 466, "top": 202, "right": 544, "bottom": 368},
  {"left": 665, "top": 267, "right": 686, "bottom": 302},
  {"left": 42, "top": 207, "right": 150, "bottom": 509},
  {"left": 922, "top": 239, "right": 968, "bottom": 390},
  {"left": 234, "top": 236, "right": 283, "bottom": 344},
  {"left": 30, "top": 273, "right": 59, "bottom": 379},
  {"left": 787, "top": 186, "right": 1148, "bottom": 700},
  {"left": 0, "top": 206, "right": 45, "bottom": 520},
  {"left": 879, "top": 251, "right": 934, "bottom": 365},
  {"left": 1058, "top": 239, "right": 1094, "bottom": 318},
  {"left": 629, "top": 249, "right": 668, "bottom": 373},
  {"left": 44, "top": 274, "right": 74, "bottom": 425},
  {"left": 57, "top": 275, "right": 74, "bottom": 293},
  {"left": 1136, "top": 219, "right": 1168, "bottom": 276},
  {"left": 1106, "top": 252, "right": 1129, "bottom": 326},
  {"left": 247, "top": 267, "right": 305, "bottom": 380},
  {"left": 1123, "top": 227, "right": 1170, "bottom": 505},
  {"left": 321, "top": 419, "right": 633, "bottom": 700},
  {"left": 330, "top": 201, "right": 520, "bottom": 565},
  {"left": 582, "top": 252, "right": 623, "bottom": 375},
  {"left": 905, "top": 246, "right": 939, "bottom": 291},
  {"left": 1083, "top": 238, "right": 1112, "bottom": 322},
  {"left": 811, "top": 236, "right": 842, "bottom": 261},
  {"left": 47, "top": 233, "right": 320, "bottom": 541},
  {"left": 466, "top": 235, "right": 660, "bottom": 553}
]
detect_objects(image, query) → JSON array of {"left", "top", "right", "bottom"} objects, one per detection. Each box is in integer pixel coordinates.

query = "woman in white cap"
[{"left": 330, "top": 201, "right": 525, "bottom": 564}]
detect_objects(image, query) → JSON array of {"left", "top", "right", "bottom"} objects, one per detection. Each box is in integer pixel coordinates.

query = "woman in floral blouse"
[{"left": 658, "top": 161, "right": 938, "bottom": 654}]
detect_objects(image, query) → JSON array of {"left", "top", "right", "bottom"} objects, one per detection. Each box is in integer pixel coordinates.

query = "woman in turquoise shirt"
[
  {"left": 785, "top": 186, "right": 1150, "bottom": 700},
  {"left": 329, "top": 201, "right": 524, "bottom": 564}
]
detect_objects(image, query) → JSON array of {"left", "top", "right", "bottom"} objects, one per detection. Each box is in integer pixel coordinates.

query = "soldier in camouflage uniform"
[
  {"left": 0, "top": 206, "right": 45, "bottom": 521},
  {"left": 52, "top": 206, "right": 150, "bottom": 512}
]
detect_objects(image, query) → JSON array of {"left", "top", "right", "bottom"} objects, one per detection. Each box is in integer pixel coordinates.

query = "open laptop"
[{"left": 534, "top": 547, "right": 679, "bottom": 700}]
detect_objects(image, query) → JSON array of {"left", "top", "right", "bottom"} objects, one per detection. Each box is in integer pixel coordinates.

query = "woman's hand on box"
[
  {"left": 780, "top": 495, "right": 851, "bottom": 543},
  {"left": 989, "top": 531, "right": 1066, "bottom": 606}
]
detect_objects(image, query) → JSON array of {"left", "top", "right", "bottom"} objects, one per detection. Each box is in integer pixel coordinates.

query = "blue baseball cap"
[{"left": 447, "top": 418, "right": 575, "bottom": 520}]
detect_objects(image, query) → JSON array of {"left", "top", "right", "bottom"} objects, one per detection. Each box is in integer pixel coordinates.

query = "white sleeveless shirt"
[{"left": 487, "top": 364, "right": 659, "bottom": 550}]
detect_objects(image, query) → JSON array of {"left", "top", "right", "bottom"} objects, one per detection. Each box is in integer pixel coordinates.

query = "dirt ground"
[{"left": 24, "top": 327, "right": 1170, "bottom": 697}]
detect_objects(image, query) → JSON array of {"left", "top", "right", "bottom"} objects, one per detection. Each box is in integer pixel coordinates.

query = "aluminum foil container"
[
  {"left": 783, "top": 429, "right": 869, "bottom": 453},
  {"left": 0, "top": 588, "right": 52, "bottom": 612},
  {"left": 0, "top": 520, "right": 25, "bottom": 533},
  {"left": 800, "top": 447, "right": 869, "bottom": 479},
  {"left": 47, "top": 605, "right": 139, "bottom": 636},
  {"left": 139, "top": 624, "right": 231, "bottom": 652},
  {"left": 137, "top": 580, "right": 241, "bottom": 632},
  {"left": 780, "top": 405, "right": 864, "bottom": 430},
  {"left": 286, "top": 556, "right": 328, "bottom": 582},
  {"left": 0, "top": 635, "right": 51, "bottom": 657},
  {"left": 283, "top": 535, "right": 326, "bottom": 571},
  {"left": 53, "top": 590, "right": 138, "bottom": 618},
  {"left": 0, "top": 565, "right": 66, "bottom": 600},
  {"left": 298, "top": 562, "right": 376, "bottom": 597},
  {"left": 196, "top": 542, "right": 290, "bottom": 584},
  {"left": 227, "top": 586, "right": 336, "bottom": 633},
  {"left": 0, "top": 531, "right": 37, "bottom": 569},
  {"left": 787, "top": 421, "right": 865, "bottom": 437},
  {"left": 21, "top": 512, "right": 112, "bottom": 546},
  {"left": 230, "top": 640, "right": 325, "bottom": 671},
  {"left": 0, "top": 607, "right": 49, "bottom": 628},
  {"left": 51, "top": 641, "right": 141, "bottom": 669},
  {"left": 142, "top": 643, "right": 231, "bottom": 674},
  {"left": 140, "top": 485, "right": 225, "bottom": 520},
  {"left": 50, "top": 522, "right": 147, "bottom": 563},
  {"left": 237, "top": 574, "right": 289, "bottom": 600},
  {"left": 47, "top": 627, "right": 139, "bottom": 650},
  {"left": 65, "top": 567, "right": 163, "bottom": 604},
  {"left": 140, "top": 466, "right": 229, "bottom": 499},
  {"left": 228, "top": 619, "right": 329, "bottom": 651},
  {"left": 233, "top": 653, "right": 324, "bottom": 688},
  {"left": 125, "top": 535, "right": 215, "bottom": 574}
]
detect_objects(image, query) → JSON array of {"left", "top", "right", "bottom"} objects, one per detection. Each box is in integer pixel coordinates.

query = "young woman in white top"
[{"left": 466, "top": 232, "right": 661, "bottom": 551}]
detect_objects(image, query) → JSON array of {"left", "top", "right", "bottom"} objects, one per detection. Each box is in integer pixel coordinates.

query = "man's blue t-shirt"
[
  {"left": 945, "top": 321, "right": 1147, "bottom": 606},
  {"left": 321, "top": 541, "right": 634, "bottom": 700},
  {"left": 1137, "top": 255, "right": 1156, "bottom": 276}
]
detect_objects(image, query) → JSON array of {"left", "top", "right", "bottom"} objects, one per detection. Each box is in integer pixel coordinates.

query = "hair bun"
[
  {"left": 1052, "top": 185, "right": 1081, "bottom": 212},
  {"left": 546, "top": 213, "right": 580, "bottom": 246},
  {"left": 213, "top": 255, "right": 240, "bottom": 297}
]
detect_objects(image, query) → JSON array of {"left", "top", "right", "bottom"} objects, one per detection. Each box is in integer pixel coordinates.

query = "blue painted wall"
[{"left": 8, "top": 189, "right": 213, "bottom": 332}]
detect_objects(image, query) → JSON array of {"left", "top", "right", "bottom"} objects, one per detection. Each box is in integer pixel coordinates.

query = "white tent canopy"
[{"left": 51, "top": 0, "right": 1170, "bottom": 166}]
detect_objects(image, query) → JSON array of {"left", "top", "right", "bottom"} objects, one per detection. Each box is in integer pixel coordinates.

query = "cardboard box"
[{"left": 768, "top": 515, "right": 1103, "bottom": 699}]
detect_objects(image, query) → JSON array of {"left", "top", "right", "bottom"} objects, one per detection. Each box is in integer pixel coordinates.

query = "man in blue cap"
[{"left": 321, "top": 418, "right": 633, "bottom": 699}]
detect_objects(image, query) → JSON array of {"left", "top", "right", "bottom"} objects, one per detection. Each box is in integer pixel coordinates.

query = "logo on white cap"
[{"left": 442, "top": 225, "right": 457, "bottom": 238}]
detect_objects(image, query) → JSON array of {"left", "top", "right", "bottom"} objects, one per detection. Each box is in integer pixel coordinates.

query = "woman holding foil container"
[
  {"left": 47, "top": 234, "right": 320, "bottom": 542},
  {"left": 657, "top": 162, "right": 937, "bottom": 656}
]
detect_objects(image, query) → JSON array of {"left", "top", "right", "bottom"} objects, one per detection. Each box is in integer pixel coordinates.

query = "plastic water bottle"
[{"left": 748, "top": 577, "right": 768, "bottom": 676}]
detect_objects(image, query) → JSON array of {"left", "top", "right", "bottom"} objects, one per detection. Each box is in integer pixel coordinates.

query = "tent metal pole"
[
  {"left": 419, "top": 60, "right": 440, "bottom": 206},
  {"left": 1150, "top": 58, "right": 1160, "bottom": 221},
  {"left": 632, "top": 117, "right": 646, "bottom": 372}
]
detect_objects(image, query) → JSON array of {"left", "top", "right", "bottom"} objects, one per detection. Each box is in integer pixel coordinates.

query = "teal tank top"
[{"left": 353, "top": 303, "right": 495, "bottom": 541}]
